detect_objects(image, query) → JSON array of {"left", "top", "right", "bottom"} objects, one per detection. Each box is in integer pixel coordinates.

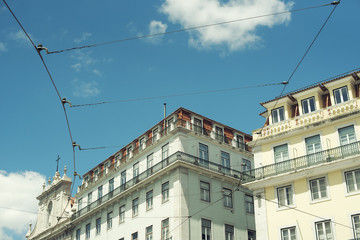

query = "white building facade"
[{"left": 28, "top": 107, "right": 256, "bottom": 240}]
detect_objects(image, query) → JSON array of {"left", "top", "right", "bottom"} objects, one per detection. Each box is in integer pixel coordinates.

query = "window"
[
  {"left": 161, "top": 218, "right": 169, "bottom": 240},
  {"left": 162, "top": 182, "right": 169, "bottom": 202},
  {"left": 109, "top": 178, "right": 114, "bottom": 193},
  {"left": 225, "top": 224, "right": 234, "bottom": 240},
  {"left": 147, "top": 153, "right": 153, "bottom": 175},
  {"left": 200, "top": 181, "right": 210, "bottom": 202},
  {"left": 121, "top": 170, "right": 126, "bottom": 190},
  {"left": 153, "top": 128, "right": 159, "bottom": 142},
  {"left": 162, "top": 143, "right": 169, "bottom": 160},
  {"left": 85, "top": 223, "right": 90, "bottom": 240},
  {"left": 352, "top": 214, "right": 360, "bottom": 239},
  {"left": 281, "top": 227, "right": 296, "bottom": 240},
  {"left": 302, "top": 97, "right": 316, "bottom": 114},
  {"left": 315, "top": 220, "right": 333, "bottom": 240},
  {"left": 140, "top": 137, "right": 145, "bottom": 150},
  {"left": 167, "top": 117, "right": 174, "bottom": 131},
  {"left": 215, "top": 126, "right": 224, "bottom": 142},
  {"left": 272, "top": 107, "right": 285, "bottom": 123},
  {"left": 88, "top": 192, "right": 92, "bottom": 205},
  {"left": 309, "top": 177, "right": 327, "bottom": 200},
  {"left": 306, "top": 135, "right": 322, "bottom": 154},
  {"left": 119, "top": 238, "right": 124, "bottom": 240},
  {"left": 146, "top": 190, "right": 153, "bottom": 210},
  {"left": 132, "top": 198, "right": 139, "bottom": 216},
  {"left": 194, "top": 118, "right": 203, "bottom": 134},
  {"left": 98, "top": 185, "right": 103, "bottom": 199},
  {"left": 146, "top": 225, "right": 153, "bottom": 240},
  {"left": 345, "top": 168, "right": 360, "bottom": 193},
  {"left": 236, "top": 135, "right": 245, "bottom": 149},
  {"left": 201, "top": 218, "right": 211, "bottom": 240},
  {"left": 221, "top": 151, "right": 230, "bottom": 175},
  {"left": 119, "top": 205, "right": 125, "bottom": 223},
  {"left": 333, "top": 86, "right": 349, "bottom": 104},
  {"left": 277, "top": 185, "right": 293, "bottom": 207},
  {"left": 248, "top": 230, "right": 256, "bottom": 240},
  {"left": 76, "top": 228, "right": 80, "bottom": 240},
  {"left": 132, "top": 232, "right": 138, "bottom": 240},
  {"left": 107, "top": 211, "right": 113, "bottom": 229},
  {"left": 242, "top": 159, "right": 251, "bottom": 172},
  {"left": 338, "top": 125, "right": 356, "bottom": 145},
  {"left": 78, "top": 198, "right": 83, "bottom": 210},
  {"left": 96, "top": 217, "right": 101, "bottom": 235},
  {"left": 223, "top": 188, "right": 233, "bottom": 208},
  {"left": 133, "top": 162, "right": 139, "bottom": 179},
  {"left": 274, "top": 144, "right": 289, "bottom": 162},
  {"left": 127, "top": 145, "right": 133, "bottom": 156},
  {"left": 199, "top": 143, "right": 209, "bottom": 167},
  {"left": 245, "top": 195, "right": 254, "bottom": 214}
]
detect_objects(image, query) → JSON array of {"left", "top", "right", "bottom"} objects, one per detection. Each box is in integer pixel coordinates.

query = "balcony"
[
  {"left": 242, "top": 140, "right": 360, "bottom": 183},
  {"left": 257, "top": 98, "right": 359, "bottom": 139},
  {"left": 74, "top": 151, "right": 242, "bottom": 220}
]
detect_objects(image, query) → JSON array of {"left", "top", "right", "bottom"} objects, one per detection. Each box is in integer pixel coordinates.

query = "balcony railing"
[
  {"left": 242, "top": 141, "right": 360, "bottom": 183},
  {"left": 74, "top": 151, "right": 242, "bottom": 220},
  {"left": 257, "top": 98, "right": 359, "bottom": 139}
]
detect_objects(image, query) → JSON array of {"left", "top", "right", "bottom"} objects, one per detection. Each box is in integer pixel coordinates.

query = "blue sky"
[{"left": 0, "top": 0, "right": 359, "bottom": 239}]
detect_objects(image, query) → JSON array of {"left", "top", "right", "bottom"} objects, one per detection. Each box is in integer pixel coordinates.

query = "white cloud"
[
  {"left": 159, "top": 0, "right": 293, "bottom": 53},
  {"left": 71, "top": 50, "right": 98, "bottom": 72},
  {"left": 0, "top": 171, "right": 45, "bottom": 240},
  {"left": 92, "top": 69, "right": 103, "bottom": 77},
  {"left": 72, "top": 78, "right": 100, "bottom": 98},
  {"left": 8, "top": 30, "right": 34, "bottom": 46},
  {"left": 147, "top": 20, "right": 168, "bottom": 44},
  {"left": 0, "top": 42, "right": 7, "bottom": 52},
  {"left": 74, "top": 32, "right": 92, "bottom": 43}
]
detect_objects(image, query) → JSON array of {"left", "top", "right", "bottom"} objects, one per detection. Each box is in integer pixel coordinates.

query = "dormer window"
[
  {"left": 333, "top": 86, "right": 349, "bottom": 104},
  {"left": 271, "top": 107, "right": 285, "bottom": 123},
  {"left": 301, "top": 97, "right": 316, "bottom": 114},
  {"left": 139, "top": 137, "right": 145, "bottom": 150}
]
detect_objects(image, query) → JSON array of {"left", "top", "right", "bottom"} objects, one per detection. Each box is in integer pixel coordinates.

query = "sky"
[{"left": 0, "top": 0, "right": 359, "bottom": 239}]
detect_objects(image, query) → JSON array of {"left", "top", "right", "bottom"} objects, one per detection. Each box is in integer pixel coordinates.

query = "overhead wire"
[
  {"left": 237, "top": 0, "right": 341, "bottom": 191},
  {"left": 69, "top": 82, "right": 287, "bottom": 108},
  {"left": 2, "top": 0, "right": 80, "bottom": 237},
  {"left": 46, "top": 1, "right": 337, "bottom": 55}
]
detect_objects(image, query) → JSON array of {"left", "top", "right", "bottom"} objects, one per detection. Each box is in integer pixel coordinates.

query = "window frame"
[
  {"left": 223, "top": 188, "right": 233, "bottom": 208},
  {"left": 98, "top": 185, "right": 103, "bottom": 199},
  {"left": 132, "top": 197, "right": 139, "bottom": 217},
  {"left": 146, "top": 225, "right": 153, "bottom": 240},
  {"left": 345, "top": 168, "right": 360, "bottom": 193},
  {"left": 245, "top": 194, "right": 254, "bottom": 214},
  {"left": 315, "top": 220, "right": 333, "bottom": 240},
  {"left": 352, "top": 213, "right": 360, "bottom": 239},
  {"left": 277, "top": 185, "right": 294, "bottom": 208},
  {"left": 201, "top": 218, "right": 211, "bottom": 240},
  {"left": 96, "top": 217, "right": 101, "bottom": 235},
  {"left": 333, "top": 85, "right": 349, "bottom": 104},
  {"left": 271, "top": 106, "right": 285, "bottom": 123},
  {"left": 85, "top": 223, "right": 91, "bottom": 240},
  {"left": 225, "top": 224, "right": 234, "bottom": 240},
  {"left": 338, "top": 125, "right": 357, "bottom": 146},
  {"left": 274, "top": 143, "right": 289, "bottom": 163},
  {"left": 301, "top": 96, "right": 316, "bottom": 114},
  {"left": 119, "top": 205, "right": 125, "bottom": 223},
  {"left": 281, "top": 226, "right": 297, "bottom": 240},
  {"left": 309, "top": 177, "right": 328, "bottom": 201},
  {"left": 162, "top": 181, "right": 169, "bottom": 203},
  {"left": 146, "top": 190, "right": 153, "bottom": 210},
  {"left": 107, "top": 211, "right": 113, "bottom": 230},
  {"left": 242, "top": 159, "right": 251, "bottom": 172},
  {"left": 199, "top": 143, "right": 209, "bottom": 167},
  {"left": 161, "top": 218, "right": 169, "bottom": 240},
  {"left": 76, "top": 228, "right": 81, "bottom": 240},
  {"left": 200, "top": 181, "right": 210, "bottom": 202},
  {"left": 132, "top": 231, "right": 138, "bottom": 240}
]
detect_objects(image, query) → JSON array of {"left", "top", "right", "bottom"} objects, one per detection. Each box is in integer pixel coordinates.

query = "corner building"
[
  {"left": 28, "top": 107, "right": 256, "bottom": 240},
  {"left": 243, "top": 71, "right": 360, "bottom": 240}
]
